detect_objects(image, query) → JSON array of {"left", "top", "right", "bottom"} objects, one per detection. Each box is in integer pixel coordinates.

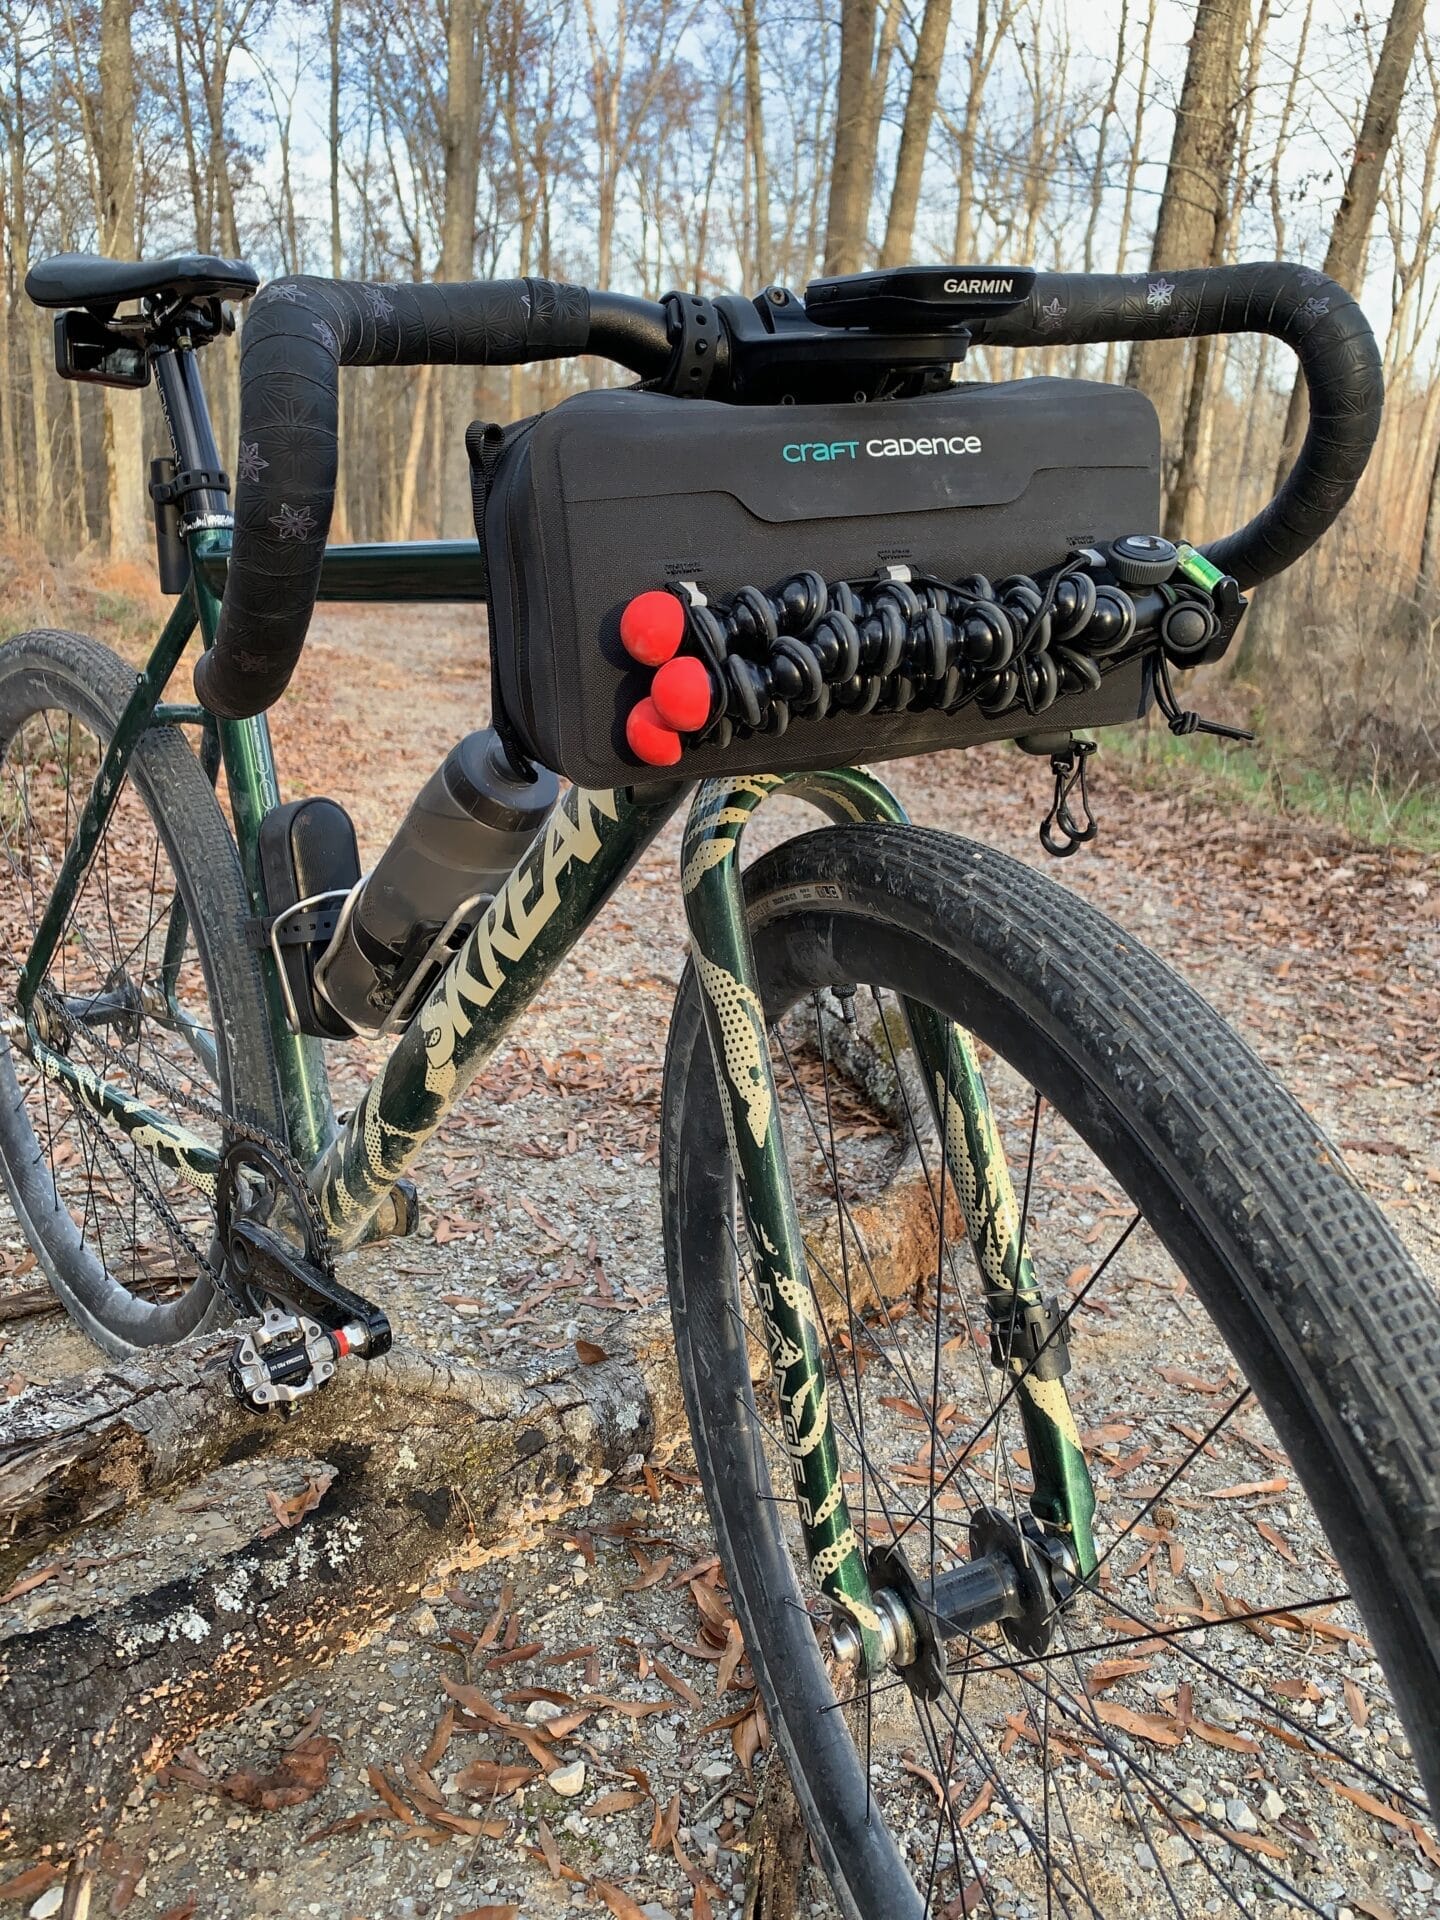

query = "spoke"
[
  {"left": 812, "top": 991, "right": 875, "bottom": 1818},
  {"left": 994, "top": 1092, "right": 1044, "bottom": 1507},
  {"left": 1046, "top": 1617, "right": 1192, "bottom": 1920},
  {"left": 1077, "top": 1388, "right": 1253, "bottom": 1600},
  {"left": 928, "top": 1672, "right": 1102, "bottom": 1920},
  {"left": 866, "top": 993, "right": 1031, "bottom": 1543},
  {"left": 901, "top": 1211, "right": 1143, "bottom": 1532},
  {"left": 1008, "top": 1641, "right": 1331, "bottom": 1920},
  {"left": 1077, "top": 1585, "right": 1426, "bottom": 1817},
  {"left": 932, "top": 1066, "right": 951, "bottom": 1586},
  {"left": 915, "top": 1694, "right": 1004, "bottom": 1920},
  {"left": 773, "top": 1014, "right": 973, "bottom": 1494}
]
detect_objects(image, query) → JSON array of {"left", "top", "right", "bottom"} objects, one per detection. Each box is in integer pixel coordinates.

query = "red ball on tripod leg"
[
  {"left": 619, "top": 591, "right": 685, "bottom": 665},
  {"left": 625, "top": 697, "right": 683, "bottom": 766},
  {"left": 651, "top": 655, "right": 713, "bottom": 732}
]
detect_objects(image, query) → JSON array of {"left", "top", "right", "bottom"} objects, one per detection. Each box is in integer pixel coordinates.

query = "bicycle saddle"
[{"left": 24, "top": 252, "right": 259, "bottom": 312}]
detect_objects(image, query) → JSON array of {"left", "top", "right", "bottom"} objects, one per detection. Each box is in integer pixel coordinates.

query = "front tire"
[{"left": 661, "top": 824, "right": 1440, "bottom": 1920}]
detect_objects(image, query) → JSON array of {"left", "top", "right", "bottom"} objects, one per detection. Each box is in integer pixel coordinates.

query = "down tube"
[{"left": 312, "top": 783, "right": 683, "bottom": 1250}]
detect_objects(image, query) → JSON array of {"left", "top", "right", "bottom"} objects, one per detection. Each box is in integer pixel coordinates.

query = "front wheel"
[{"left": 661, "top": 824, "right": 1440, "bottom": 1920}]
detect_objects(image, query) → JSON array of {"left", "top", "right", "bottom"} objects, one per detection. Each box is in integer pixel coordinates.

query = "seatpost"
[
  {"left": 150, "top": 347, "right": 231, "bottom": 592},
  {"left": 153, "top": 347, "right": 231, "bottom": 524}
]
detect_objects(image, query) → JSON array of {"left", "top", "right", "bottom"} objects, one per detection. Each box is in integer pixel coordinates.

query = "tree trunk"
[
  {"left": 0, "top": 180, "right": 18, "bottom": 533},
  {"left": 396, "top": 362, "right": 434, "bottom": 540},
  {"left": 1421, "top": 431, "right": 1440, "bottom": 601},
  {"left": 1102, "top": 0, "right": 1157, "bottom": 383},
  {"left": 0, "top": 1332, "right": 683, "bottom": 1857},
  {"left": 1272, "top": 0, "right": 1426, "bottom": 489},
  {"left": 1080, "top": 0, "right": 1128, "bottom": 285},
  {"left": 879, "top": 0, "right": 952, "bottom": 267},
  {"left": 1125, "top": 0, "right": 1244, "bottom": 503},
  {"left": 439, "top": 0, "right": 482, "bottom": 537},
  {"left": 741, "top": 0, "right": 771, "bottom": 282},
  {"left": 822, "top": 0, "right": 882, "bottom": 274},
  {"left": 166, "top": 0, "right": 206, "bottom": 247},
  {"left": 329, "top": 0, "right": 343, "bottom": 277},
  {"left": 97, "top": 0, "right": 145, "bottom": 561}
]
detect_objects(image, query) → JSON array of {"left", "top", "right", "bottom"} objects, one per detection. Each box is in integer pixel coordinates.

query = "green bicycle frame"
[{"left": 11, "top": 345, "right": 1097, "bottom": 1676}]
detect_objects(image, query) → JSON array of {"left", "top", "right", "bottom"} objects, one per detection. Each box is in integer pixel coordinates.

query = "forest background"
[{"left": 0, "top": 0, "right": 1437, "bottom": 797}]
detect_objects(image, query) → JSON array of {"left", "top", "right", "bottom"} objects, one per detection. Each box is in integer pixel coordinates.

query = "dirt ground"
[{"left": 1, "top": 602, "right": 1437, "bottom": 1920}]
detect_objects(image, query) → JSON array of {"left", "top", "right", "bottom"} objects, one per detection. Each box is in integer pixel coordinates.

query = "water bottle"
[{"left": 315, "top": 728, "right": 558, "bottom": 1031}]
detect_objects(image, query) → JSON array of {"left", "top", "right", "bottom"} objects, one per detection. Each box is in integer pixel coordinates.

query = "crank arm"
[{"left": 226, "top": 1218, "right": 392, "bottom": 1357}]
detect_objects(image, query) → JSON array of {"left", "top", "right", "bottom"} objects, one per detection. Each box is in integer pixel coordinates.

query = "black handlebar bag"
[{"left": 475, "top": 379, "right": 1162, "bottom": 788}]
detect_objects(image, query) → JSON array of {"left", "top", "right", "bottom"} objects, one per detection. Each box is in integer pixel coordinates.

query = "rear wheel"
[
  {"left": 0, "top": 629, "right": 282, "bottom": 1354},
  {"left": 661, "top": 824, "right": 1440, "bottom": 1920}
]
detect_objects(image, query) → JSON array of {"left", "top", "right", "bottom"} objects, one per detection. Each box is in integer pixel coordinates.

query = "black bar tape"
[
  {"left": 970, "top": 262, "right": 1382, "bottom": 590},
  {"left": 195, "top": 277, "right": 591, "bottom": 720}
]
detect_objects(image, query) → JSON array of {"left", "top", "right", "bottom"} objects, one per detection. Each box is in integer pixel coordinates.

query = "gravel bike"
[{"left": 2, "top": 251, "right": 1436, "bottom": 1919}]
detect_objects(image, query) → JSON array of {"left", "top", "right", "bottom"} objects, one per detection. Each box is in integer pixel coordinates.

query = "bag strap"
[{"left": 466, "top": 418, "right": 535, "bottom": 775}]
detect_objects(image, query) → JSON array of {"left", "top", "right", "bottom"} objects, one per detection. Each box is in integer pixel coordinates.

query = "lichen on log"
[{"left": 0, "top": 1327, "right": 681, "bottom": 1856}]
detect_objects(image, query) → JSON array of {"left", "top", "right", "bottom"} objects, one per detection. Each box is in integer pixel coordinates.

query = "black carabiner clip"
[{"left": 1039, "top": 740, "right": 1098, "bottom": 858}]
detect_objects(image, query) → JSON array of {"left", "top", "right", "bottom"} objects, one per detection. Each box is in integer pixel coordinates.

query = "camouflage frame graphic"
[{"left": 679, "top": 767, "right": 1098, "bottom": 1674}]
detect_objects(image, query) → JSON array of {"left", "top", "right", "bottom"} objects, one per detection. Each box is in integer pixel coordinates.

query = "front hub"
[{"left": 831, "top": 1508, "right": 1078, "bottom": 1697}]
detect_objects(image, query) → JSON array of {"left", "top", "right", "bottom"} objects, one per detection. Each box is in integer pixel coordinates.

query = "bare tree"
[
  {"left": 738, "top": 0, "right": 770, "bottom": 281},
  {"left": 96, "top": 0, "right": 143, "bottom": 557},
  {"left": 1126, "top": 0, "right": 1246, "bottom": 503},
  {"left": 879, "top": 0, "right": 951, "bottom": 267},
  {"left": 1271, "top": 0, "right": 1427, "bottom": 486},
  {"left": 822, "top": 0, "right": 899, "bottom": 273}
]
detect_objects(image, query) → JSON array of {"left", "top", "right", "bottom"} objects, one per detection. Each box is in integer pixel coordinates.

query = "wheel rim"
[
  {"left": 671, "top": 937, "right": 1434, "bottom": 1920},
  {"left": 0, "top": 699, "right": 226, "bottom": 1342}
]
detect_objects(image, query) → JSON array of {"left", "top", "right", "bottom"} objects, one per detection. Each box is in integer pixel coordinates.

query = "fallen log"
[{"left": 0, "top": 1326, "right": 682, "bottom": 1856}]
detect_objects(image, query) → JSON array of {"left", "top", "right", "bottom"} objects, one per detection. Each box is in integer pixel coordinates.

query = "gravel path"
[{"left": 0, "top": 604, "right": 1435, "bottom": 1920}]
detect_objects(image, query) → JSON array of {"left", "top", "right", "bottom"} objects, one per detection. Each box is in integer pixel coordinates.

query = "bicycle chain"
[{"left": 35, "top": 982, "right": 333, "bottom": 1316}]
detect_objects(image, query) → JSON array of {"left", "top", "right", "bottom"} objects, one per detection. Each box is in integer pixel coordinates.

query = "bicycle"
[{"left": 2, "top": 250, "right": 1436, "bottom": 1919}]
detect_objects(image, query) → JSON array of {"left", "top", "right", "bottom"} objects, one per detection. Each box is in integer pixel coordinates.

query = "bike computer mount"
[
  {"left": 804, "top": 266, "right": 1035, "bottom": 332},
  {"left": 700, "top": 266, "right": 1034, "bottom": 406}
]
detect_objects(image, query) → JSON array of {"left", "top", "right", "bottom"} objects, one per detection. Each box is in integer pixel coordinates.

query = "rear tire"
[
  {"left": 661, "top": 824, "right": 1440, "bottom": 1919},
  {"left": 0, "top": 629, "right": 283, "bottom": 1354}
]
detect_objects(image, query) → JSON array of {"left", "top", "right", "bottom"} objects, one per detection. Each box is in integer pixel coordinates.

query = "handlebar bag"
[{"left": 476, "top": 379, "right": 1161, "bottom": 788}]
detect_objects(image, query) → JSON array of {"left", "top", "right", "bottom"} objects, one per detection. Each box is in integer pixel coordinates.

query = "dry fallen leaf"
[
  {"left": 1319, "top": 1776, "right": 1411, "bottom": 1833},
  {"left": 732, "top": 1704, "right": 766, "bottom": 1777},
  {"left": 587, "top": 1791, "right": 649, "bottom": 1818},
  {"left": 1343, "top": 1675, "right": 1370, "bottom": 1729},
  {"left": 262, "top": 1468, "right": 336, "bottom": 1531},
  {"left": 0, "top": 1862, "right": 63, "bottom": 1904},
  {"left": 455, "top": 1761, "right": 539, "bottom": 1797},
  {"left": 366, "top": 1765, "right": 418, "bottom": 1825},
  {"left": 1091, "top": 1700, "right": 1184, "bottom": 1748},
  {"left": 623, "top": 1546, "right": 674, "bottom": 1593},
  {"left": 649, "top": 1790, "right": 681, "bottom": 1852},
  {"left": 957, "top": 1781, "right": 993, "bottom": 1828},
  {"left": 200, "top": 1734, "right": 340, "bottom": 1811},
  {"left": 653, "top": 1659, "right": 703, "bottom": 1710},
  {"left": 536, "top": 1819, "right": 564, "bottom": 1879},
  {"left": 1085, "top": 1657, "right": 1152, "bottom": 1691},
  {"left": 591, "top": 1881, "right": 650, "bottom": 1920},
  {"left": 303, "top": 1805, "right": 393, "bottom": 1844},
  {"left": 0, "top": 1562, "right": 62, "bottom": 1605},
  {"left": 1203, "top": 1476, "right": 1288, "bottom": 1500},
  {"left": 1222, "top": 1829, "right": 1288, "bottom": 1862},
  {"left": 716, "top": 1619, "right": 745, "bottom": 1696},
  {"left": 1254, "top": 1519, "right": 1297, "bottom": 1564}
]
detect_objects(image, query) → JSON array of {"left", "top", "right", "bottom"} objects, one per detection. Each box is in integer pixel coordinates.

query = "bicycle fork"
[{"left": 679, "top": 770, "right": 1097, "bottom": 1680}]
